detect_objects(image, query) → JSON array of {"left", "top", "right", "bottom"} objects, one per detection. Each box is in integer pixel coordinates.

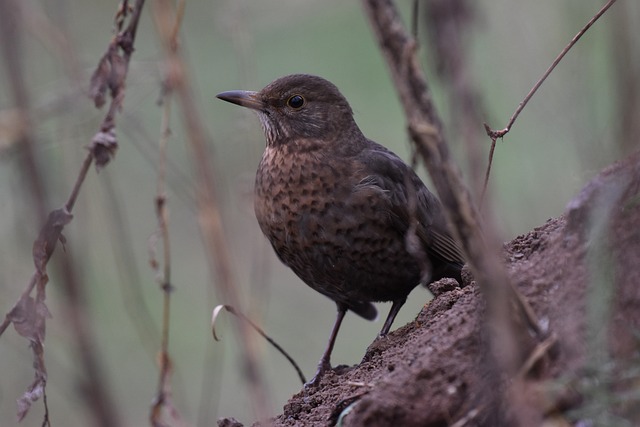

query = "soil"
[{"left": 219, "top": 151, "right": 640, "bottom": 427}]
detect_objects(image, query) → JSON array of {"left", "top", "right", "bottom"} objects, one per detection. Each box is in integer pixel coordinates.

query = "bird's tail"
[{"left": 346, "top": 300, "right": 378, "bottom": 321}]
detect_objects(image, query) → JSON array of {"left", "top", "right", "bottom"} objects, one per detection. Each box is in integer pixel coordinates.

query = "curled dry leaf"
[
  {"left": 90, "top": 128, "right": 118, "bottom": 170},
  {"left": 211, "top": 304, "right": 232, "bottom": 342},
  {"left": 10, "top": 208, "right": 68, "bottom": 421},
  {"left": 89, "top": 48, "right": 127, "bottom": 110},
  {"left": 108, "top": 51, "right": 127, "bottom": 102},
  {"left": 211, "top": 304, "right": 307, "bottom": 384},
  {"left": 16, "top": 335, "right": 48, "bottom": 421},
  {"left": 8, "top": 295, "right": 51, "bottom": 343},
  {"left": 89, "top": 52, "right": 110, "bottom": 108},
  {"left": 16, "top": 380, "right": 45, "bottom": 421},
  {"left": 32, "top": 208, "right": 73, "bottom": 274}
]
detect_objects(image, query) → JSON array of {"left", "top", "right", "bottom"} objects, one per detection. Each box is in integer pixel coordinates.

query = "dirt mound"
[{"left": 219, "top": 152, "right": 640, "bottom": 427}]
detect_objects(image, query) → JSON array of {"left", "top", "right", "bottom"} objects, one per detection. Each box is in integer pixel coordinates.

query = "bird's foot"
[{"left": 304, "top": 359, "right": 332, "bottom": 389}]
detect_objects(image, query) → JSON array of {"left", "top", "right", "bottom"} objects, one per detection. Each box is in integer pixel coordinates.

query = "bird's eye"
[{"left": 287, "top": 95, "right": 305, "bottom": 109}]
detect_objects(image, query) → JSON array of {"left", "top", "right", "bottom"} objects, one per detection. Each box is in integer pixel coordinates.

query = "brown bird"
[{"left": 217, "top": 74, "right": 464, "bottom": 385}]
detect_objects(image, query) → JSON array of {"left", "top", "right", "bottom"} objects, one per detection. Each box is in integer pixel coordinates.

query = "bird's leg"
[
  {"left": 379, "top": 297, "right": 407, "bottom": 337},
  {"left": 306, "top": 303, "right": 348, "bottom": 387}
]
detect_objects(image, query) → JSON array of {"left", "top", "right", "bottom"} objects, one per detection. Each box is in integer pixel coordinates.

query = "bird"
[{"left": 217, "top": 74, "right": 464, "bottom": 386}]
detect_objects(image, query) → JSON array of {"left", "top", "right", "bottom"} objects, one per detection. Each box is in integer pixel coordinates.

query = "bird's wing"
[{"left": 354, "top": 143, "right": 465, "bottom": 268}]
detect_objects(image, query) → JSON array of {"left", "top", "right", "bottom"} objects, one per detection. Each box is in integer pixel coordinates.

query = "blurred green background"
[{"left": 0, "top": 0, "right": 635, "bottom": 425}]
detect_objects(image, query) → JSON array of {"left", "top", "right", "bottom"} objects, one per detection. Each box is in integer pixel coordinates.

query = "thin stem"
[
  {"left": 151, "top": 0, "right": 270, "bottom": 418},
  {"left": 481, "top": 0, "right": 617, "bottom": 204},
  {"left": 65, "top": 152, "right": 94, "bottom": 212},
  {"left": 480, "top": 135, "right": 496, "bottom": 207},
  {"left": 485, "top": 0, "right": 618, "bottom": 139}
]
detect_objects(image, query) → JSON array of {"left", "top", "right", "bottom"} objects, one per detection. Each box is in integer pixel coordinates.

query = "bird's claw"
[{"left": 304, "top": 359, "right": 332, "bottom": 389}]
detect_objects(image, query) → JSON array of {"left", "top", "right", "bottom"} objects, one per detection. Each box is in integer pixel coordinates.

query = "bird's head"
[{"left": 217, "top": 74, "right": 359, "bottom": 147}]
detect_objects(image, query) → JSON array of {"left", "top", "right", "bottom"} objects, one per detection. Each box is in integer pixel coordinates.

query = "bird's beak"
[{"left": 216, "top": 90, "right": 264, "bottom": 111}]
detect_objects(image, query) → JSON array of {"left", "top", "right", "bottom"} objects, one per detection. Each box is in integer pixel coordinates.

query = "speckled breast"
[{"left": 253, "top": 146, "right": 421, "bottom": 304}]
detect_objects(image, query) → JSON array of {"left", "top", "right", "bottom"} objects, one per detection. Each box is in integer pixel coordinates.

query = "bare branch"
[
  {"left": 362, "top": 0, "right": 548, "bottom": 422},
  {"left": 149, "top": 3, "right": 187, "bottom": 424},
  {"left": 482, "top": 0, "right": 618, "bottom": 197},
  {"left": 0, "top": 0, "right": 147, "bottom": 422},
  {"left": 150, "top": 0, "right": 270, "bottom": 419},
  {"left": 212, "top": 304, "right": 307, "bottom": 385}
]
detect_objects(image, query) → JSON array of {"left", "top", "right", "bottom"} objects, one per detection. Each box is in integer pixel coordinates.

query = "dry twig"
[
  {"left": 362, "top": 0, "right": 546, "bottom": 423},
  {"left": 148, "top": 2, "right": 187, "bottom": 426},
  {"left": 151, "top": 0, "right": 270, "bottom": 419},
  {"left": 423, "top": 0, "right": 486, "bottom": 201},
  {"left": 481, "top": 0, "right": 618, "bottom": 201},
  {"left": 0, "top": 1, "right": 146, "bottom": 423},
  {"left": 212, "top": 305, "right": 307, "bottom": 385}
]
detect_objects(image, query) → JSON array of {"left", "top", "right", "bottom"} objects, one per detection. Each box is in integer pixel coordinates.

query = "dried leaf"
[
  {"left": 211, "top": 304, "right": 231, "bottom": 342},
  {"left": 211, "top": 304, "right": 306, "bottom": 384},
  {"left": 108, "top": 51, "right": 127, "bottom": 101},
  {"left": 8, "top": 295, "right": 51, "bottom": 342},
  {"left": 16, "top": 377, "right": 45, "bottom": 421},
  {"left": 89, "top": 52, "right": 110, "bottom": 108},
  {"left": 90, "top": 128, "right": 118, "bottom": 170},
  {"left": 32, "top": 208, "right": 73, "bottom": 275},
  {"left": 89, "top": 47, "right": 127, "bottom": 110},
  {"left": 16, "top": 340, "right": 47, "bottom": 421}
]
